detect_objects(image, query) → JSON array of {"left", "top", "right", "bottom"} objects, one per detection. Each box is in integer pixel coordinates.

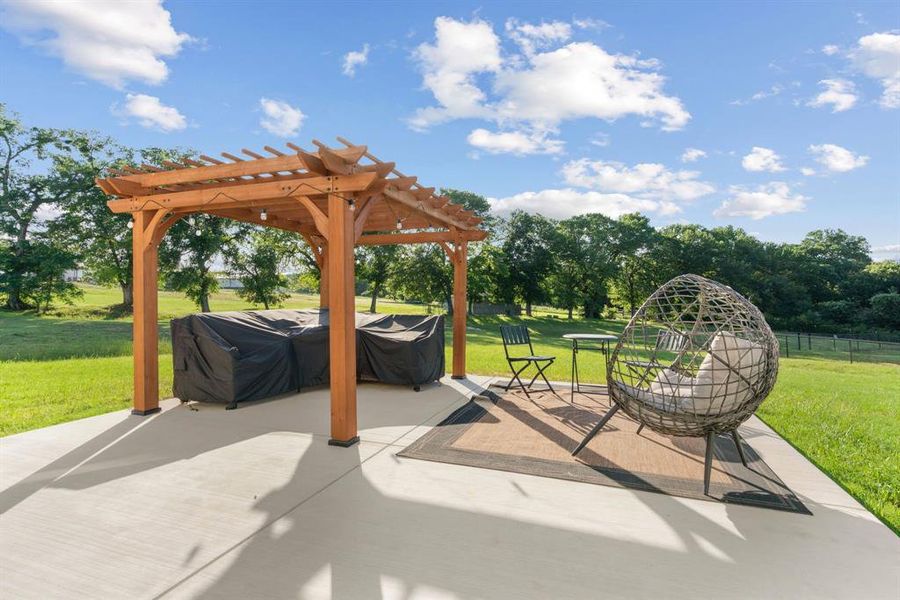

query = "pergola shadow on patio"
[
  {"left": 1, "top": 381, "right": 897, "bottom": 599},
  {"left": 97, "top": 138, "right": 486, "bottom": 445}
]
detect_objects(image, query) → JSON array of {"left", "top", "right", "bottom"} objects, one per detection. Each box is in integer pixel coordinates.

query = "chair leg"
[
  {"left": 572, "top": 404, "right": 620, "bottom": 456},
  {"left": 704, "top": 431, "right": 715, "bottom": 496},
  {"left": 636, "top": 423, "right": 644, "bottom": 435},
  {"left": 533, "top": 361, "right": 556, "bottom": 393},
  {"left": 732, "top": 430, "right": 749, "bottom": 467},
  {"left": 505, "top": 363, "right": 531, "bottom": 397}
]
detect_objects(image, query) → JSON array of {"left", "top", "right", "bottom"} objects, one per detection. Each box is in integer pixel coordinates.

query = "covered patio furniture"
[
  {"left": 499, "top": 324, "right": 556, "bottom": 397},
  {"left": 571, "top": 274, "right": 780, "bottom": 495}
]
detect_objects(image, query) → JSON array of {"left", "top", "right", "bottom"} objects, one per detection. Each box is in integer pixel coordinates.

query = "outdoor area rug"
[{"left": 398, "top": 388, "right": 811, "bottom": 514}]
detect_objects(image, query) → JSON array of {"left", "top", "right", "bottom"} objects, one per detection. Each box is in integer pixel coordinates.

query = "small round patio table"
[{"left": 562, "top": 333, "right": 618, "bottom": 402}]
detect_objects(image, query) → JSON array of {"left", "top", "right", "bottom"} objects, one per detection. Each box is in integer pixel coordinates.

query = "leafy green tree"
[
  {"left": 609, "top": 214, "right": 659, "bottom": 315},
  {"left": 0, "top": 104, "right": 80, "bottom": 310},
  {"left": 501, "top": 210, "right": 556, "bottom": 316},
  {"left": 356, "top": 245, "right": 400, "bottom": 312},
  {"left": 796, "top": 229, "right": 871, "bottom": 303},
  {"left": 160, "top": 215, "right": 239, "bottom": 312},
  {"left": 869, "top": 293, "right": 900, "bottom": 328},
  {"left": 226, "top": 228, "right": 297, "bottom": 309},
  {"left": 389, "top": 244, "right": 453, "bottom": 312}
]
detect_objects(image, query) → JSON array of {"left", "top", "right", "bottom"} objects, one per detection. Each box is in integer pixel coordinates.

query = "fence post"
[
  {"left": 797, "top": 333, "right": 801, "bottom": 350},
  {"left": 848, "top": 339, "right": 853, "bottom": 364},
  {"left": 784, "top": 335, "right": 789, "bottom": 358}
]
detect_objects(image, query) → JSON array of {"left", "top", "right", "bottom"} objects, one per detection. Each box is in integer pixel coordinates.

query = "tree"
[
  {"left": 609, "top": 214, "right": 659, "bottom": 315},
  {"left": 500, "top": 211, "right": 555, "bottom": 316},
  {"left": 389, "top": 244, "right": 452, "bottom": 312},
  {"left": 160, "top": 215, "right": 239, "bottom": 312},
  {"left": 356, "top": 245, "right": 399, "bottom": 312},
  {"left": 0, "top": 104, "right": 80, "bottom": 310},
  {"left": 796, "top": 229, "right": 871, "bottom": 303},
  {"left": 225, "top": 228, "right": 297, "bottom": 309},
  {"left": 869, "top": 293, "right": 900, "bottom": 328}
]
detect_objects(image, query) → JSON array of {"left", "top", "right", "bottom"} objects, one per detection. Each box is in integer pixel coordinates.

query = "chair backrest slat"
[{"left": 500, "top": 325, "right": 533, "bottom": 358}]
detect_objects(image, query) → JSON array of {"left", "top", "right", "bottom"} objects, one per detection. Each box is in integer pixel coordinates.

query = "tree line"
[{"left": 2, "top": 105, "right": 898, "bottom": 335}]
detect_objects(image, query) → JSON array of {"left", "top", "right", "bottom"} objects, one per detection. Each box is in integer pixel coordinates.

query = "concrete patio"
[{"left": 1, "top": 377, "right": 897, "bottom": 599}]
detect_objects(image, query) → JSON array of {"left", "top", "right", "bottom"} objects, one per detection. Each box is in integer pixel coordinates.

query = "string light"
[
  {"left": 348, "top": 199, "right": 355, "bottom": 212},
  {"left": 260, "top": 208, "right": 268, "bottom": 221},
  {"left": 396, "top": 218, "right": 403, "bottom": 230},
  {"left": 126, "top": 219, "right": 134, "bottom": 230}
]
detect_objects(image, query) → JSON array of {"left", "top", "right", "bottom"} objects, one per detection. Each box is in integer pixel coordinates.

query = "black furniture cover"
[{"left": 171, "top": 309, "right": 445, "bottom": 404}]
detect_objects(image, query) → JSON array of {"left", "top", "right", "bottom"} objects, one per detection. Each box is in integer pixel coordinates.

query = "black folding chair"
[{"left": 499, "top": 325, "right": 556, "bottom": 397}]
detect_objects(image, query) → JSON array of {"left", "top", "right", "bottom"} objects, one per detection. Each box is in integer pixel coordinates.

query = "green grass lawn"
[{"left": 1, "top": 284, "right": 897, "bottom": 533}]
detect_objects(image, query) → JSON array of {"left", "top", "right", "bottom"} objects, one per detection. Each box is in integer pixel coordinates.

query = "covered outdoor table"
[
  {"left": 171, "top": 309, "right": 445, "bottom": 406},
  {"left": 562, "top": 333, "right": 618, "bottom": 402}
]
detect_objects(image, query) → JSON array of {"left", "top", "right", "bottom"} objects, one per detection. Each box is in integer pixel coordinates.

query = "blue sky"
[{"left": 2, "top": 1, "right": 899, "bottom": 257}]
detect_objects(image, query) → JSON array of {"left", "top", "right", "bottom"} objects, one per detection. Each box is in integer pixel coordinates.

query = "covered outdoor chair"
[
  {"left": 499, "top": 324, "right": 556, "bottom": 397},
  {"left": 571, "top": 274, "right": 779, "bottom": 495}
]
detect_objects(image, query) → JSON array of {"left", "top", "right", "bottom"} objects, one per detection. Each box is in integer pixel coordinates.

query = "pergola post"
[
  {"left": 327, "top": 193, "right": 358, "bottom": 446},
  {"left": 319, "top": 247, "right": 329, "bottom": 308},
  {"left": 452, "top": 240, "right": 468, "bottom": 379},
  {"left": 132, "top": 210, "right": 160, "bottom": 415}
]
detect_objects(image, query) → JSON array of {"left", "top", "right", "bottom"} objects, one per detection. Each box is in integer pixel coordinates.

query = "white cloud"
[
  {"left": 573, "top": 17, "right": 611, "bottom": 32},
  {"left": 808, "top": 143, "right": 869, "bottom": 172},
  {"left": 730, "top": 84, "right": 783, "bottom": 105},
  {"left": 409, "top": 16, "right": 690, "bottom": 151},
  {"left": 259, "top": 98, "right": 305, "bottom": 137},
  {"left": 488, "top": 188, "right": 675, "bottom": 220},
  {"left": 742, "top": 147, "right": 786, "bottom": 172},
  {"left": 342, "top": 43, "right": 369, "bottom": 77},
  {"left": 807, "top": 79, "right": 858, "bottom": 112},
  {"left": 467, "top": 128, "right": 563, "bottom": 155},
  {"left": 408, "top": 17, "right": 502, "bottom": 130},
  {"left": 714, "top": 182, "right": 808, "bottom": 220},
  {"left": 113, "top": 93, "right": 186, "bottom": 132},
  {"left": 2, "top": 0, "right": 191, "bottom": 88},
  {"left": 681, "top": 148, "right": 707, "bottom": 163},
  {"left": 505, "top": 18, "right": 571, "bottom": 56},
  {"left": 801, "top": 167, "right": 816, "bottom": 176},
  {"left": 822, "top": 44, "right": 840, "bottom": 56},
  {"left": 850, "top": 32, "right": 900, "bottom": 108},
  {"left": 871, "top": 244, "right": 900, "bottom": 256},
  {"left": 561, "top": 158, "right": 715, "bottom": 201}
]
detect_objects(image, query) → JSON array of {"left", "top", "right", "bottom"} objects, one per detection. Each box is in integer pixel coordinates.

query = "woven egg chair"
[{"left": 572, "top": 274, "right": 779, "bottom": 495}]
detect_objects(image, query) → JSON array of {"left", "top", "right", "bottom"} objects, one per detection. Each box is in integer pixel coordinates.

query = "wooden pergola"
[{"left": 98, "top": 137, "right": 486, "bottom": 447}]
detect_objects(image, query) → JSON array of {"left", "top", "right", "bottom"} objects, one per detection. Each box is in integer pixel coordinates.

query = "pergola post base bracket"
[
  {"left": 131, "top": 407, "right": 162, "bottom": 416},
  {"left": 328, "top": 436, "right": 360, "bottom": 448},
  {"left": 450, "top": 375, "right": 466, "bottom": 380}
]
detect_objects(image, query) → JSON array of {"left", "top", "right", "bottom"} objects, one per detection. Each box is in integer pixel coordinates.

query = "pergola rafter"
[{"left": 99, "top": 138, "right": 485, "bottom": 447}]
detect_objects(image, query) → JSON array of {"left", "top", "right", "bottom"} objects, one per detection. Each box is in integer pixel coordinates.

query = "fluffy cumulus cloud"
[
  {"left": 741, "top": 146, "right": 786, "bottom": 172},
  {"left": 561, "top": 159, "right": 714, "bottom": 201},
  {"left": 113, "top": 93, "right": 186, "bottom": 132},
  {"left": 808, "top": 143, "right": 869, "bottom": 172},
  {"left": 807, "top": 79, "right": 858, "bottom": 112},
  {"left": 259, "top": 98, "right": 305, "bottom": 137},
  {"left": 505, "top": 18, "right": 572, "bottom": 55},
  {"left": 467, "top": 128, "right": 563, "bottom": 155},
  {"left": 410, "top": 17, "right": 690, "bottom": 154},
  {"left": 714, "top": 182, "right": 808, "bottom": 220},
  {"left": 2, "top": 0, "right": 191, "bottom": 88},
  {"left": 681, "top": 147, "right": 707, "bottom": 162},
  {"left": 488, "top": 189, "right": 670, "bottom": 220},
  {"left": 850, "top": 32, "right": 900, "bottom": 109},
  {"left": 488, "top": 157, "right": 713, "bottom": 220},
  {"left": 822, "top": 44, "right": 840, "bottom": 56},
  {"left": 342, "top": 43, "right": 369, "bottom": 77}
]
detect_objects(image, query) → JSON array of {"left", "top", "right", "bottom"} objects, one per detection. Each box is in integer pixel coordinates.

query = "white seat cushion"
[{"left": 645, "top": 332, "right": 765, "bottom": 414}]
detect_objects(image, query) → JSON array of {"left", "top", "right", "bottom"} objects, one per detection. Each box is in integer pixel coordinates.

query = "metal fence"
[{"left": 777, "top": 332, "right": 900, "bottom": 364}]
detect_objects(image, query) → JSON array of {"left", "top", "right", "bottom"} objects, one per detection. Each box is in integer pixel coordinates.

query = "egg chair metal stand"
[{"left": 571, "top": 274, "right": 780, "bottom": 495}]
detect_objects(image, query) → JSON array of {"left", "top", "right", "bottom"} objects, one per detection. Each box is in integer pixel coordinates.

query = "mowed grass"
[{"left": 1, "top": 284, "right": 898, "bottom": 533}]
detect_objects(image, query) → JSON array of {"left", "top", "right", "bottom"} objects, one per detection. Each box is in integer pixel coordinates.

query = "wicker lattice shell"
[{"left": 607, "top": 274, "right": 779, "bottom": 437}]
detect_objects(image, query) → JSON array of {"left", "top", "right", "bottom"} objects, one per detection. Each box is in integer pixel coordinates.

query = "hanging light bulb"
[
  {"left": 126, "top": 219, "right": 134, "bottom": 230},
  {"left": 260, "top": 208, "right": 268, "bottom": 221},
  {"left": 396, "top": 218, "right": 403, "bottom": 230},
  {"left": 348, "top": 199, "right": 355, "bottom": 212},
  {"left": 188, "top": 216, "right": 195, "bottom": 227},
  {"left": 195, "top": 228, "right": 202, "bottom": 237}
]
